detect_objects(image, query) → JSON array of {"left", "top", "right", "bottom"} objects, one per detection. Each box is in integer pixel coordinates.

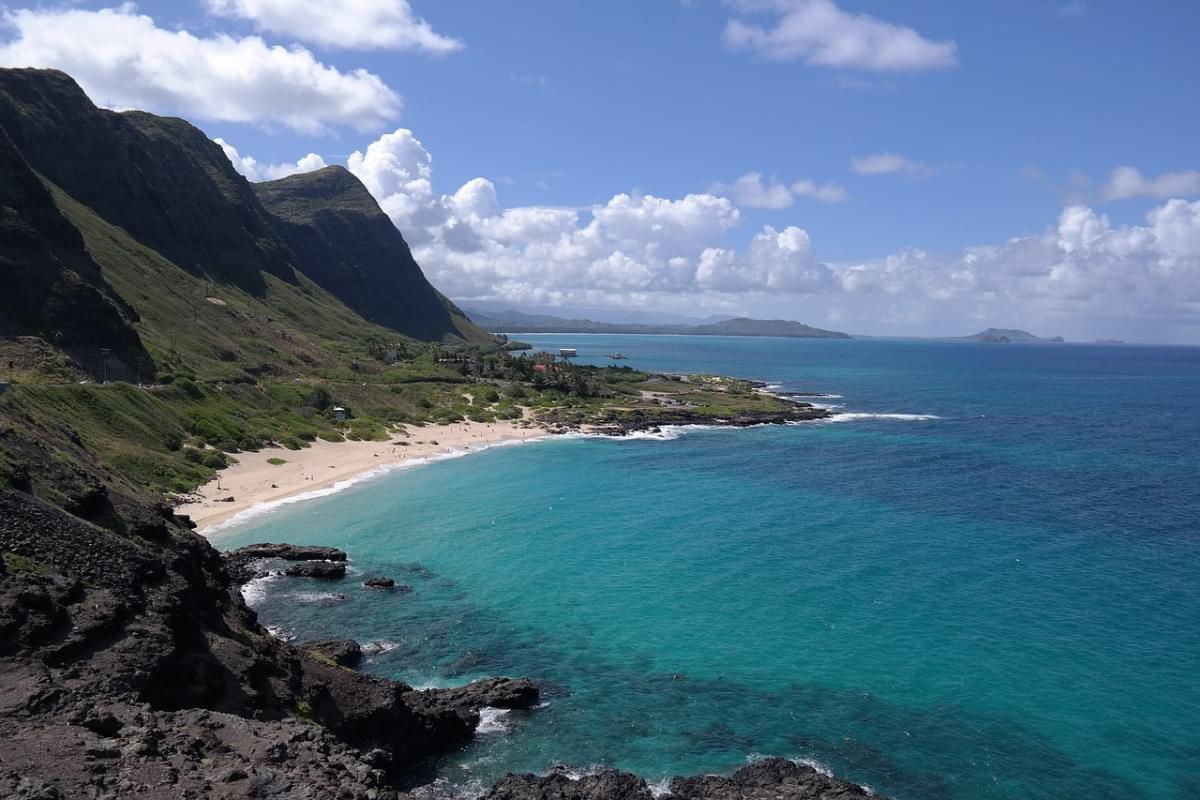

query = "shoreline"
[
  {"left": 177, "top": 418, "right": 548, "bottom": 534},
  {"left": 179, "top": 384, "right": 837, "bottom": 536}
]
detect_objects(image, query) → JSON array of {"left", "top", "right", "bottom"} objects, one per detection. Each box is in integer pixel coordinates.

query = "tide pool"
[{"left": 220, "top": 336, "right": 1200, "bottom": 799}]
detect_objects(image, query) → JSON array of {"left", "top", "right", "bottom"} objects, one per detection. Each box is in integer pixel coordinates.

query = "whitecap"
[
  {"left": 265, "top": 625, "right": 294, "bottom": 642},
  {"left": 296, "top": 592, "right": 348, "bottom": 605},
  {"left": 648, "top": 778, "right": 673, "bottom": 798},
  {"left": 821, "top": 412, "right": 941, "bottom": 423},
  {"left": 361, "top": 640, "right": 400, "bottom": 657},
  {"left": 240, "top": 571, "right": 284, "bottom": 607},
  {"left": 475, "top": 707, "right": 511, "bottom": 735}
]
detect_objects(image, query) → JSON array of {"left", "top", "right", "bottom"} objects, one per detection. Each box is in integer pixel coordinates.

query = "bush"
[
  {"left": 483, "top": 389, "right": 501, "bottom": 403},
  {"left": 182, "top": 447, "right": 228, "bottom": 470}
]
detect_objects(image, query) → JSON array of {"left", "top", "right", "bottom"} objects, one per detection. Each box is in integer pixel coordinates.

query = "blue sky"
[{"left": 3, "top": 1, "right": 1199, "bottom": 341}]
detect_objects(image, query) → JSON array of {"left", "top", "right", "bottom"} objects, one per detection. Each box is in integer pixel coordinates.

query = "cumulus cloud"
[
  {"left": 710, "top": 173, "right": 794, "bottom": 209},
  {"left": 0, "top": 6, "right": 401, "bottom": 133},
  {"left": 829, "top": 200, "right": 1200, "bottom": 337},
  {"left": 215, "top": 138, "right": 327, "bottom": 181},
  {"left": 206, "top": 0, "right": 462, "bottom": 53},
  {"left": 1103, "top": 166, "right": 1200, "bottom": 201},
  {"left": 723, "top": 0, "right": 957, "bottom": 73},
  {"left": 850, "top": 152, "right": 933, "bottom": 176},
  {"left": 790, "top": 178, "right": 848, "bottom": 203},
  {"left": 710, "top": 172, "right": 847, "bottom": 208},
  {"left": 230, "top": 124, "right": 1200, "bottom": 339}
]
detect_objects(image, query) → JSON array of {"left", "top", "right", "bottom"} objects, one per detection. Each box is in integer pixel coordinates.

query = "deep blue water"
[{"left": 219, "top": 336, "right": 1200, "bottom": 799}]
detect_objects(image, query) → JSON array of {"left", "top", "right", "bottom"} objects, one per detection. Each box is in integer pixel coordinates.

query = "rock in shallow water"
[
  {"left": 284, "top": 560, "right": 346, "bottom": 579},
  {"left": 363, "top": 576, "right": 396, "bottom": 588},
  {"left": 483, "top": 758, "right": 878, "bottom": 800}
]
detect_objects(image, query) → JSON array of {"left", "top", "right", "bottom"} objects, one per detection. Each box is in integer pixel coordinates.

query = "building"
[
  {"left": 559, "top": 348, "right": 577, "bottom": 358},
  {"left": 333, "top": 406, "right": 348, "bottom": 422}
]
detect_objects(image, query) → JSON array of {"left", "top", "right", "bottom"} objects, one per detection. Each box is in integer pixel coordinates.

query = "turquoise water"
[{"left": 219, "top": 336, "right": 1200, "bottom": 799}]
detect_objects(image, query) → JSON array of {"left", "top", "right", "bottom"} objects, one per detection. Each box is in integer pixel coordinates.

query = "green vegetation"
[
  {"left": 266, "top": 457, "right": 287, "bottom": 465},
  {"left": 2, "top": 551, "right": 53, "bottom": 575},
  {"left": 0, "top": 69, "right": 815, "bottom": 537}
]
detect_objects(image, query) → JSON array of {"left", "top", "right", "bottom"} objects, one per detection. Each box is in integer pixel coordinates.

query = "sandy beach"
[{"left": 177, "top": 418, "right": 545, "bottom": 532}]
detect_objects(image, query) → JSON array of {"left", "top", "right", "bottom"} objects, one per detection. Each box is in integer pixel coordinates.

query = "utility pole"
[{"left": 99, "top": 348, "right": 111, "bottom": 384}]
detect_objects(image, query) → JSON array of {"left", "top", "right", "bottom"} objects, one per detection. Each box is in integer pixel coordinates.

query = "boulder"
[
  {"left": 299, "top": 639, "right": 362, "bottom": 668},
  {"left": 363, "top": 576, "right": 395, "bottom": 589},
  {"left": 284, "top": 561, "right": 346, "bottom": 580},
  {"left": 229, "top": 543, "right": 347, "bottom": 562},
  {"left": 223, "top": 543, "right": 349, "bottom": 585},
  {"left": 415, "top": 677, "right": 540, "bottom": 712}
]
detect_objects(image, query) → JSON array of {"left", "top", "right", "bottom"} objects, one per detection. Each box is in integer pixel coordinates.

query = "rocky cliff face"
[
  {"left": 0, "top": 121, "right": 149, "bottom": 373},
  {"left": 0, "top": 67, "right": 490, "bottom": 381},
  {"left": 255, "top": 166, "right": 483, "bottom": 343},
  {"left": 0, "top": 486, "right": 540, "bottom": 798}
]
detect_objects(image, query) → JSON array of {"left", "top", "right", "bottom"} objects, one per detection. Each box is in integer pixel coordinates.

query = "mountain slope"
[
  {"left": 465, "top": 308, "right": 851, "bottom": 339},
  {"left": 255, "top": 166, "right": 488, "bottom": 343},
  {"left": 0, "top": 123, "right": 150, "bottom": 374},
  {"left": 0, "top": 67, "right": 490, "bottom": 382}
]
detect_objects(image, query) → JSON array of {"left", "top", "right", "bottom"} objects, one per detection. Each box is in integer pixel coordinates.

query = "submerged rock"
[{"left": 285, "top": 561, "right": 346, "bottom": 579}]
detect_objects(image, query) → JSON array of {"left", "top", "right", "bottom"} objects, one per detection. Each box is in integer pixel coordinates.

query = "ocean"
[{"left": 216, "top": 335, "right": 1200, "bottom": 800}]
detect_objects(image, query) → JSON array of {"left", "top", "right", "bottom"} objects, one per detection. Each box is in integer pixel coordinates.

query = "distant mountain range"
[
  {"left": 956, "top": 328, "right": 1064, "bottom": 343},
  {"left": 464, "top": 309, "right": 852, "bottom": 339}
]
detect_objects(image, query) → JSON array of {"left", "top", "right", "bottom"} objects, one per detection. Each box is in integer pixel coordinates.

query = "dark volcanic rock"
[
  {"left": 665, "top": 758, "right": 875, "bottom": 800},
  {"left": 298, "top": 638, "right": 362, "bottom": 668},
  {"left": 232, "top": 542, "right": 348, "bottom": 561},
  {"left": 284, "top": 560, "right": 346, "bottom": 579},
  {"left": 0, "top": 488, "right": 537, "bottom": 798},
  {"left": 486, "top": 770, "right": 654, "bottom": 800},
  {"left": 423, "top": 677, "right": 541, "bottom": 711},
  {"left": 485, "top": 759, "right": 879, "bottom": 800},
  {"left": 363, "top": 575, "right": 396, "bottom": 588},
  {"left": 223, "top": 542, "right": 348, "bottom": 585}
]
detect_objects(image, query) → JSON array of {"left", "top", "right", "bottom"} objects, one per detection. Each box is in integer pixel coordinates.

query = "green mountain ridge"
[
  {"left": 0, "top": 67, "right": 491, "bottom": 384},
  {"left": 465, "top": 308, "right": 851, "bottom": 339}
]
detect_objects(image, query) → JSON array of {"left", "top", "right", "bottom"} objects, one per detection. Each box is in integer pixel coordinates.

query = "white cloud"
[
  {"left": 711, "top": 172, "right": 847, "bottom": 207},
  {"left": 233, "top": 126, "right": 1200, "bottom": 340},
  {"left": 1102, "top": 166, "right": 1200, "bottom": 201},
  {"left": 850, "top": 152, "right": 933, "bottom": 176},
  {"left": 791, "top": 178, "right": 848, "bottom": 203},
  {"left": 206, "top": 0, "right": 462, "bottom": 53},
  {"left": 215, "top": 138, "right": 327, "bottom": 181},
  {"left": 723, "top": 0, "right": 957, "bottom": 73},
  {"left": 828, "top": 200, "right": 1200, "bottom": 337},
  {"left": 711, "top": 172, "right": 794, "bottom": 209},
  {"left": 0, "top": 6, "right": 401, "bottom": 133}
]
